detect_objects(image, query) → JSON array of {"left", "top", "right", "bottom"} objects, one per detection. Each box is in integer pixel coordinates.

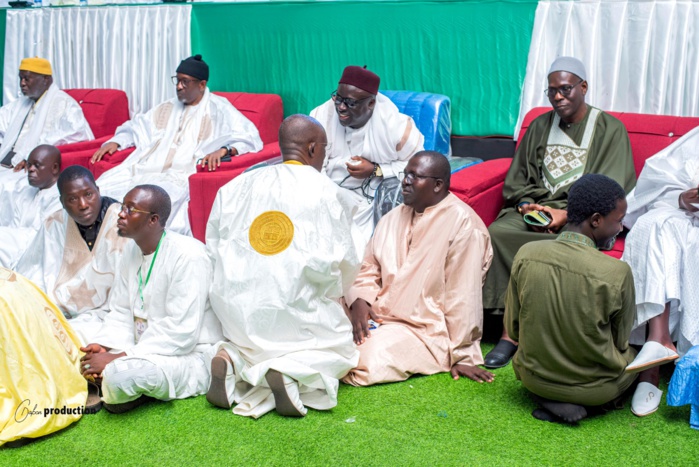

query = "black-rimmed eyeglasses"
[
  {"left": 331, "top": 91, "right": 373, "bottom": 109},
  {"left": 544, "top": 79, "right": 584, "bottom": 98},
  {"left": 171, "top": 76, "right": 201, "bottom": 87}
]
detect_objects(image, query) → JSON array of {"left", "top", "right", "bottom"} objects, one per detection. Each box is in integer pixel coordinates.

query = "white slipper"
[
  {"left": 631, "top": 382, "right": 662, "bottom": 417},
  {"left": 625, "top": 341, "right": 679, "bottom": 373}
]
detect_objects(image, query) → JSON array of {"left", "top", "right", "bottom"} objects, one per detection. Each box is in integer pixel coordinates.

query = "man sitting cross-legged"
[
  {"left": 79, "top": 184, "right": 223, "bottom": 413},
  {"left": 343, "top": 151, "right": 494, "bottom": 386},
  {"left": 16, "top": 165, "right": 128, "bottom": 344},
  {"left": 505, "top": 174, "right": 638, "bottom": 424},
  {"left": 206, "top": 115, "right": 361, "bottom": 418}
]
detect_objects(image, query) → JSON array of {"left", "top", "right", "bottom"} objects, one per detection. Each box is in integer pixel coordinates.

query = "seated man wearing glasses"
[
  {"left": 91, "top": 55, "right": 262, "bottom": 235},
  {"left": 483, "top": 56, "right": 636, "bottom": 369},
  {"left": 80, "top": 184, "right": 223, "bottom": 413},
  {"left": 343, "top": 151, "right": 494, "bottom": 386},
  {"left": 311, "top": 65, "right": 424, "bottom": 242},
  {"left": 16, "top": 165, "right": 129, "bottom": 344}
]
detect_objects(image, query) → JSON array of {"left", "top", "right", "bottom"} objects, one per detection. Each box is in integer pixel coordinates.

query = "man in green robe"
[
  {"left": 484, "top": 56, "right": 636, "bottom": 368},
  {"left": 505, "top": 174, "right": 637, "bottom": 424}
]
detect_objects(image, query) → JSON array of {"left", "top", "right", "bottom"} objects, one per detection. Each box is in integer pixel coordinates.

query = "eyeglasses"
[
  {"left": 118, "top": 202, "right": 154, "bottom": 216},
  {"left": 544, "top": 79, "right": 584, "bottom": 98},
  {"left": 171, "top": 76, "right": 201, "bottom": 88},
  {"left": 398, "top": 171, "right": 441, "bottom": 182},
  {"left": 331, "top": 91, "right": 373, "bottom": 109}
]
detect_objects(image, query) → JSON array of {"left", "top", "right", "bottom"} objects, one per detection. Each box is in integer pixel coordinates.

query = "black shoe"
[{"left": 484, "top": 340, "right": 518, "bottom": 369}]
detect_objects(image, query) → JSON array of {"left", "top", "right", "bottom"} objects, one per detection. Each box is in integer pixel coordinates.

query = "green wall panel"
[{"left": 192, "top": 1, "right": 537, "bottom": 137}]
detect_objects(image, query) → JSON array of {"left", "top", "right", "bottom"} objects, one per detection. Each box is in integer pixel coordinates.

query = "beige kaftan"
[{"left": 343, "top": 193, "right": 492, "bottom": 386}]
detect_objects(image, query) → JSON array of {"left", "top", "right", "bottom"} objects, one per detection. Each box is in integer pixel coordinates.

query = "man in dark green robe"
[
  {"left": 484, "top": 56, "right": 636, "bottom": 368},
  {"left": 505, "top": 174, "right": 637, "bottom": 424}
]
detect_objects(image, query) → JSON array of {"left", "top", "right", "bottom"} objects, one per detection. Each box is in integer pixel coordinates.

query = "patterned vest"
[{"left": 541, "top": 107, "right": 601, "bottom": 195}]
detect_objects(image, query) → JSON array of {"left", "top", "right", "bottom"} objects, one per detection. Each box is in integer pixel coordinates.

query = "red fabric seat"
[
  {"left": 449, "top": 107, "right": 699, "bottom": 257},
  {"left": 57, "top": 89, "right": 130, "bottom": 169}
]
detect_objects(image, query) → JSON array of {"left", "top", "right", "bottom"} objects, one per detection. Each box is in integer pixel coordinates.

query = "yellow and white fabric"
[
  {"left": 207, "top": 163, "right": 361, "bottom": 418},
  {"left": 0, "top": 268, "right": 86, "bottom": 446},
  {"left": 311, "top": 93, "right": 424, "bottom": 240},
  {"left": 96, "top": 89, "right": 262, "bottom": 235},
  {"left": 622, "top": 126, "right": 699, "bottom": 356},
  {"left": 15, "top": 204, "right": 128, "bottom": 344},
  {"left": 0, "top": 181, "right": 60, "bottom": 268},
  {"left": 90, "top": 231, "right": 223, "bottom": 404}
]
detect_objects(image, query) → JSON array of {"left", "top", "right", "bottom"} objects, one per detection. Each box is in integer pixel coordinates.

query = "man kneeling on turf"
[
  {"left": 505, "top": 174, "right": 638, "bottom": 424},
  {"left": 79, "top": 184, "right": 222, "bottom": 413}
]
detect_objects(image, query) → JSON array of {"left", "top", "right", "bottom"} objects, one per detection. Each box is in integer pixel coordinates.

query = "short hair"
[
  {"left": 57, "top": 165, "right": 96, "bottom": 195},
  {"left": 134, "top": 184, "right": 171, "bottom": 227},
  {"left": 567, "top": 174, "right": 626, "bottom": 225},
  {"left": 413, "top": 150, "right": 451, "bottom": 190}
]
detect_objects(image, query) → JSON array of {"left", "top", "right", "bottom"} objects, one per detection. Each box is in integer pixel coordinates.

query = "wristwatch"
[
  {"left": 517, "top": 202, "right": 530, "bottom": 214},
  {"left": 372, "top": 163, "right": 383, "bottom": 177}
]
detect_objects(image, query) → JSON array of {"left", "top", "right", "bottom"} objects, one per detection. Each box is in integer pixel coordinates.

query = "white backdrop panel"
[
  {"left": 516, "top": 0, "right": 699, "bottom": 139},
  {"left": 3, "top": 5, "right": 191, "bottom": 117}
]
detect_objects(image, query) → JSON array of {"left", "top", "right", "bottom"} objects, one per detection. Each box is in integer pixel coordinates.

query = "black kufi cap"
[{"left": 176, "top": 54, "right": 209, "bottom": 81}]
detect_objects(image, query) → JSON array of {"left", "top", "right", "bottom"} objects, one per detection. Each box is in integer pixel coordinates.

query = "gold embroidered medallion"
[{"left": 249, "top": 211, "right": 294, "bottom": 256}]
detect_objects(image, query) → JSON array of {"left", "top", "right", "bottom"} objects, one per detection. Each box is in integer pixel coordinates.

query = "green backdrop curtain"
[{"left": 192, "top": 1, "right": 537, "bottom": 136}]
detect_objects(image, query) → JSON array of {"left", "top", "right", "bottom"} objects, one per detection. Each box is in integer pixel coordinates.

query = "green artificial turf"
[{"left": 2, "top": 342, "right": 696, "bottom": 465}]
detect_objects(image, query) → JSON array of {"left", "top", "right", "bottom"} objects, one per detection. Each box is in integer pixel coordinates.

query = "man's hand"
[
  {"left": 201, "top": 147, "right": 235, "bottom": 172},
  {"left": 679, "top": 188, "right": 699, "bottom": 212},
  {"left": 346, "top": 157, "right": 375, "bottom": 179},
  {"left": 540, "top": 207, "right": 567, "bottom": 233},
  {"left": 91, "top": 142, "right": 120, "bottom": 164},
  {"left": 348, "top": 299, "right": 383, "bottom": 345},
  {"left": 450, "top": 363, "right": 495, "bottom": 383},
  {"left": 12, "top": 160, "right": 26, "bottom": 172},
  {"left": 79, "top": 344, "right": 123, "bottom": 379},
  {"left": 520, "top": 204, "right": 567, "bottom": 233}
]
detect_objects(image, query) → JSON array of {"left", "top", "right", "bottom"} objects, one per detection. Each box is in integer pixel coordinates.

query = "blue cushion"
[{"left": 381, "top": 90, "right": 452, "bottom": 157}]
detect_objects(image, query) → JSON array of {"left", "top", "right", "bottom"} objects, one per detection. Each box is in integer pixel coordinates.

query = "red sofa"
[
  {"left": 450, "top": 107, "right": 699, "bottom": 258},
  {"left": 57, "top": 89, "right": 130, "bottom": 168}
]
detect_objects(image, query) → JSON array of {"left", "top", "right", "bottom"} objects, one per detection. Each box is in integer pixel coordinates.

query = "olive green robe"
[
  {"left": 483, "top": 106, "right": 635, "bottom": 309},
  {"left": 505, "top": 232, "right": 637, "bottom": 406}
]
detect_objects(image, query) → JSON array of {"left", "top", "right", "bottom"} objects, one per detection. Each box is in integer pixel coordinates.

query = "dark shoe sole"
[
  {"left": 265, "top": 369, "right": 305, "bottom": 417},
  {"left": 103, "top": 396, "right": 150, "bottom": 414},
  {"left": 207, "top": 350, "right": 232, "bottom": 409}
]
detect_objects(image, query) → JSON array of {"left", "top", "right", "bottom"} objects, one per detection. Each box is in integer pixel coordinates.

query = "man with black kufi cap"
[
  {"left": 483, "top": 56, "right": 636, "bottom": 369},
  {"left": 311, "top": 65, "right": 425, "bottom": 242},
  {"left": 92, "top": 54, "right": 262, "bottom": 235}
]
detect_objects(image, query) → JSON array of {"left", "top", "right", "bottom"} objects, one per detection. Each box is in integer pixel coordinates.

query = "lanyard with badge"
[{"left": 134, "top": 231, "right": 166, "bottom": 343}]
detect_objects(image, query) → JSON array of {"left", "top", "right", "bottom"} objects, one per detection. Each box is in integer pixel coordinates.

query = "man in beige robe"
[
  {"left": 343, "top": 151, "right": 494, "bottom": 386},
  {"left": 16, "top": 165, "right": 128, "bottom": 344}
]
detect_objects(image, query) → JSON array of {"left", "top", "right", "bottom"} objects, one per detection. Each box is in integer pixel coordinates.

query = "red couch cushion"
[
  {"left": 64, "top": 89, "right": 130, "bottom": 139},
  {"left": 212, "top": 92, "right": 283, "bottom": 146}
]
